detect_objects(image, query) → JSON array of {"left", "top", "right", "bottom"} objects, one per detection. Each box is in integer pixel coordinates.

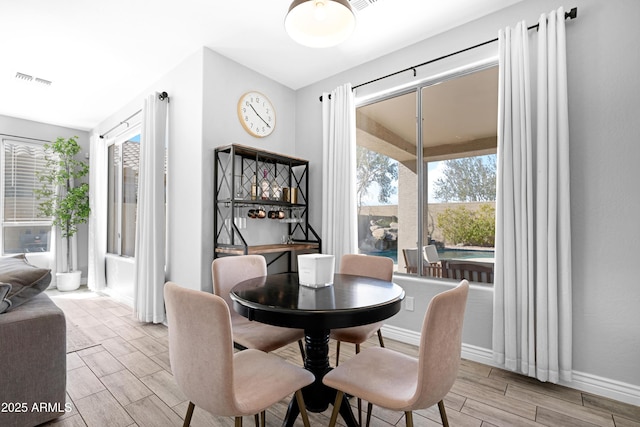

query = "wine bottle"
[
  {"left": 271, "top": 170, "right": 281, "bottom": 201},
  {"left": 260, "top": 169, "right": 270, "bottom": 200},
  {"left": 250, "top": 174, "right": 257, "bottom": 200}
]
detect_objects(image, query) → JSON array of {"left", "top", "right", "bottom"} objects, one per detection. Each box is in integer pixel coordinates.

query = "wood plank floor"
[{"left": 43, "top": 287, "right": 640, "bottom": 427}]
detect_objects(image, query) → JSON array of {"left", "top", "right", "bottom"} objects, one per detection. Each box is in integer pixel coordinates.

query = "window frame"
[
  {"left": 355, "top": 59, "right": 498, "bottom": 278},
  {"left": 0, "top": 137, "right": 53, "bottom": 255}
]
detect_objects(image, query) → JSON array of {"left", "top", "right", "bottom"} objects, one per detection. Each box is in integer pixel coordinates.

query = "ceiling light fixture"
[{"left": 285, "top": 0, "right": 356, "bottom": 48}]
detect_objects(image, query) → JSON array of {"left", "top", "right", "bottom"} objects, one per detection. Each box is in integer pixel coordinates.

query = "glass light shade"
[{"left": 285, "top": 0, "right": 356, "bottom": 48}]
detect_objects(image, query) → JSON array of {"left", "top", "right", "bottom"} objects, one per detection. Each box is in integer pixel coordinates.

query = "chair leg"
[
  {"left": 355, "top": 343, "right": 360, "bottom": 354},
  {"left": 365, "top": 402, "right": 373, "bottom": 427},
  {"left": 335, "top": 340, "right": 341, "bottom": 366},
  {"left": 297, "top": 339, "right": 306, "bottom": 363},
  {"left": 328, "top": 391, "right": 344, "bottom": 427},
  {"left": 377, "top": 329, "right": 385, "bottom": 347},
  {"left": 235, "top": 416, "right": 243, "bottom": 427},
  {"left": 357, "top": 397, "right": 362, "bottom": 427},
  {"left": 437, "top": 400, "right": 449, "bottom": 427},
  {"left": 405, "top": 411, "right": 414, "bottom": 427},
  {"left": 260, "top": 410, "right": 266, "bottom": 427},
  {"left": 295, "top": 389, "right": 311, "bottom": 427},
  {"left": 183, "top": 401, "right": 195, "bottom": 427}
]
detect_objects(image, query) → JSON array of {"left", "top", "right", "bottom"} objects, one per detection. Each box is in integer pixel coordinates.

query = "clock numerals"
[{"left": 238, "top": 91, "right": 275, "bottom": 137}]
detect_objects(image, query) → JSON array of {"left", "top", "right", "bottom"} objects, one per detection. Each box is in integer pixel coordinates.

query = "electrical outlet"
[{"left": 405, "top": 296, "right": 414, "bottom": 311}]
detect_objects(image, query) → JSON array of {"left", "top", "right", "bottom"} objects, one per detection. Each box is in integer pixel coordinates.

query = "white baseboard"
[{"left": 381, "top": 325, "right": 640, "bottom": 407}]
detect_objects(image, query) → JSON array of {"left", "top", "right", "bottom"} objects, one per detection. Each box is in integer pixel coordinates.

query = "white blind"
[{"left": 2, "top": 139, "right": 52, "bottom": 222}]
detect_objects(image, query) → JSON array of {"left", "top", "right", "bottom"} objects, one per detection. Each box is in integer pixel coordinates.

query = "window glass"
[
  {"left": 107, "top": 132, "right": 140, "bottom": 256},
  {"left": 1, "top": 139, "right": 53, "bottom": 253},
  {"left": 355, "top": 65, "right": 498, "bottom": 283}
]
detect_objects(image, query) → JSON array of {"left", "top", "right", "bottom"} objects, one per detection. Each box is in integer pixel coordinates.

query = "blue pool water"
[{"left": 359, "top": 248, "right": 494, "bottom": 263}]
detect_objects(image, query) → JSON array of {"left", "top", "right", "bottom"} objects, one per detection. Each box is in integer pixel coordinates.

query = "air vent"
[
  {"left": 349, "top": 0, "right": 380, "bottom": 12},
  {"left": 15, "top": 72, "right": 33, "bottom": 81},
  {"left": 15, "top": 72, "right": 52, "bottom": 86}
]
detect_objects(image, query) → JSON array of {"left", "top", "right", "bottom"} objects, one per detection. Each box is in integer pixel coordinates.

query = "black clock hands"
[{"left": 249, "top": 104, "right": 271, "bottom": 128}]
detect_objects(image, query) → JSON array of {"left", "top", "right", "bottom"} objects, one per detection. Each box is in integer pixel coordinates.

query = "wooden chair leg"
[
  {"left": 438, "top": 400, "right": 449, "bottom": 427},
  {"left": 295, "top": 389, "right": 311, "bottom": 427},
  {"left": 335, "top": 340, "right": 341, "bottom": 366},
  {"left": 328, "top": 391, "right": 344, "bottom": 427},
  {"left": 377, "top": 329, "right": 385, "bottom": 347},
  {"left": 297, "top": 339, "right": 305, "bottom": 363},
  {"left": 365, "top": 402, "right": 373, "bottom": 427},
  {"left": 254, "top": 413, "right": 259, "bottom": 427},
  {"left": 260, "top": 410, "right": 266, "bottom": 427},
  {"left": 405, "top": 411, "right": 414, "bottom": 427},
  {"left": 235, "top": 416, "right": 243, "bottom": 427},
  {"left": 355, "top": 343, "right": 361, "bottom": 354},
  {"left": 183, "top": 401, "right": 195, "bottom": 427},
  {"left": 357, "top": 397, "right": 362, "bottom": 427}
]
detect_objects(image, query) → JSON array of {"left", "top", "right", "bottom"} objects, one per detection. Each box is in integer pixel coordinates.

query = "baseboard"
[{"left": 381, "top": 325, "right": 640, "bottom": 407}]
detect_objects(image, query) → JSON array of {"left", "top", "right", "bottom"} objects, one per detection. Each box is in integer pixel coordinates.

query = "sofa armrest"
[{"left": 0, "top": 292, "right": 67, "bottom": 427}]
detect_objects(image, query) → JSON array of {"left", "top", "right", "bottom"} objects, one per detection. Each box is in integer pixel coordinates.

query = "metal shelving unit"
[{"left": 214, "top": 144, "right": 321, "bottom": 270}]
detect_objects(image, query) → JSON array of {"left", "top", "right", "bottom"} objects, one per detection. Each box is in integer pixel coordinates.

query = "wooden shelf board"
[{"left": 215, "top": 243, "right": 319, "bottom": 255}]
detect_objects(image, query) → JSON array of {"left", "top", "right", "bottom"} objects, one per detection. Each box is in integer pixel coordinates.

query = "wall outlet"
[{"left": 405, "top": 296, "right": 414, "bottom": 311}]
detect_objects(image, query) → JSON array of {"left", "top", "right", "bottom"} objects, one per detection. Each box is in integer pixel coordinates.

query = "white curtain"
[
  {"left": 493, "top": 7, "right": 572, "bottom": 383},
  {"left": 87, "top": 133, "right": 107, "bottom": 291},
  {"left": 133, "top": 92, "right": 168, "bottom": 323},
  {"left": 321, "top": 84, "right": 357, "bottom": 271}
]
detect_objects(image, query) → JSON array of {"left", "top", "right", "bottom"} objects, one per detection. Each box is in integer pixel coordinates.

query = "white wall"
[
  {"left": 295, "top": 0, "right": 640, "bottom": 404},
  {"left": 0, "top": 115, "right": 90, "bottom": 281}
]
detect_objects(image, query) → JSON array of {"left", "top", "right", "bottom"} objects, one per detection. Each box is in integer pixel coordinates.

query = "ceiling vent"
[
  {"left": 15, "top": 72, "right": 33, "bottom": 82},
  {"left": 35, "top": 77, "right": 52, "bottom": 86},
  {"left": 348, "top": 0, "right": 380, "bottom": 13}
]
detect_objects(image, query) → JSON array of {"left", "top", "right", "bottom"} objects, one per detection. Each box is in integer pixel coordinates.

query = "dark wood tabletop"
[{"left": 230, "top": 272, "right": 405, "bottom": 331}]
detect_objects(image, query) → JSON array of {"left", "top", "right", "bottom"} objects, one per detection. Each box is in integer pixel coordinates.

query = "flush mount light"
[{"left": 285, "top": 0, "right": 356, "bottom": 48}]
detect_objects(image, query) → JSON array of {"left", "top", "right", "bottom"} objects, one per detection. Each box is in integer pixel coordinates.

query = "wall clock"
[{"left": 237, "top": 91, "right": 276, "bottom": 137}]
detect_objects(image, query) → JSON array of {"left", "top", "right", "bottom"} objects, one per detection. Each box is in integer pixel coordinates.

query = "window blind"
[{"left": 2, "top": 139, "right": 52, "bottom": 222}]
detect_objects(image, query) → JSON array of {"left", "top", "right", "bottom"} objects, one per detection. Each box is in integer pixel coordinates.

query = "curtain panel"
[
  {"left": 133, "top": 92, "right": 169, "bottom": 323},
  {"left": 321, "top": 84, "right": 357, "bottom": 271},
  {"left": 493, "top": 7, "right": 572, "bottom": 383},
  {"left": 87, "top": 133, "right": 107, "bottom": 291}
]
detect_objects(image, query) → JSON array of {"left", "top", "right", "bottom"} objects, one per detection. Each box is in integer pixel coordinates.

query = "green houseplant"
[{"left": 36, "top": 136, "right": 90, "bottom": 291}]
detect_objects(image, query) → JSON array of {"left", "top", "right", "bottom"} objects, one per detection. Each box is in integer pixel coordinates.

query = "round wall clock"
[{"left": 237, "top": 91, "right": 276, "bottom": 137}]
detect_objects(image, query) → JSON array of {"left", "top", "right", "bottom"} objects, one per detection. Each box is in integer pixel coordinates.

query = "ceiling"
[{"left": 0, "top": 0, "right": 522, "bottom": 131}]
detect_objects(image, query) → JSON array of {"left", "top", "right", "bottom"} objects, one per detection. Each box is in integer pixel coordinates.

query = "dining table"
[{"left": 230, "top": 272, "right": 405, "bottom": 427}]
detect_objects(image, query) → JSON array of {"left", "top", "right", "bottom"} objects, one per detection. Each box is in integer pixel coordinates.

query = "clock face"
[{"left": 237, "top": 91, "right": 276, "bottom": 137}]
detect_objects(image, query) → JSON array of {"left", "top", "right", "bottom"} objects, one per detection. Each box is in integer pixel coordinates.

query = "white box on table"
[{"left": 298, "top": 254, "right": 335, "bottom": 288}]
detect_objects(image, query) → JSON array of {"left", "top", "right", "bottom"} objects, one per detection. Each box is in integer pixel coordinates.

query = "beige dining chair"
[
  {"left": 422, "top": 244, "right": 443, "bottom": 277},
  {"left": 323, "top": 280, "right": 470, "bottom": 427},
  {"left": 212, "top": 255, "right": 305, "bottom": 360},
  {"left": 164, "top": 282, "right": 314, "bottom": 427},
  {"left": 330, "top": 253, "right": 394, "bottom": 426}
]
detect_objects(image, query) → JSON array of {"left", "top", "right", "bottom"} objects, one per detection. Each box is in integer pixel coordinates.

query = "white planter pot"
[{"left": 56, "top": 271, "right": 82, "bottom": 292}]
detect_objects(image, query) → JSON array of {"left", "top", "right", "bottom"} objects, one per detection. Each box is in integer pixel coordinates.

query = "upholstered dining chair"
[
  {"left": 212, "top": 255, "right": 305, "bottom": 360},
  {"left": 164, "top": 282, "right": 314, "bottom": 427},
  {"left": 323, "top": 280, "right": 470, "bottom": 427},
  {"left": 330, "top": 253, "right": 394, "bottom": 426}
]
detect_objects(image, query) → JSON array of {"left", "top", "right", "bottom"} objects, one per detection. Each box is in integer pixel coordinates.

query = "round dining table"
[{"left": 231, "top": 272, "right": 405, "bottom": 427}]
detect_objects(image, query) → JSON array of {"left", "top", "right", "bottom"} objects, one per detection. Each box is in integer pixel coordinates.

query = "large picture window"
[
  {"left": 356, "top": 64, "right": 498, "bottom": 283},
  {"left": 1, "top": 139, "right": 53, "bottom": 254}
]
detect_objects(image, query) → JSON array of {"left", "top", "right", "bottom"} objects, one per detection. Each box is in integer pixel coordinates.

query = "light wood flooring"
[{"left": 42, "top": 287, "right": 640, "bottom": 427}]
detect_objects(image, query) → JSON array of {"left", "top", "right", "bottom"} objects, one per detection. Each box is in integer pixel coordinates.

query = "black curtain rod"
[
  {"left": 320, "top": 7, "right": 577, "bottom": 102},
  {"left": 99, "top": 91, "right": 169, "bottom": 139}
]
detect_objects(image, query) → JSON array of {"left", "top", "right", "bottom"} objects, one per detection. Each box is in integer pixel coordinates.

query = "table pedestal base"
[{"left": 282, "top": 329, "right": 357, "bottom": 427}]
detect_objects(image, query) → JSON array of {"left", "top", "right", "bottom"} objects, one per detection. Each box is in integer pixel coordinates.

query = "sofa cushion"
[
  {"left": 0, "top": 283, "right": 10, "bottom": 313},
  {"left": 0, "top": 254, "right": 51, "bottom": 312}
]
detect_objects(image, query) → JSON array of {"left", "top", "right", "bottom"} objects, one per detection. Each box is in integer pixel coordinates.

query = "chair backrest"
[
  {"left": 402, "top": 249, "right": 418, "bottom": 274},
  {"left": 442, "top": 260, "right": 494, "bottom": 283},
  {"left": 340, "top": 254, "right": 393, "bottom": 281},
  {"left": 212, "top": 255, "right": 267, "bottom": 311},
  {"left": 164, "top": 282, "right": 239, "bottom": 416},
  {"left": 413, "top": 280, "right": 469, "bottom": 409},
  {"left": 423, "top": 245, "right": 440, "bottom": 264}
]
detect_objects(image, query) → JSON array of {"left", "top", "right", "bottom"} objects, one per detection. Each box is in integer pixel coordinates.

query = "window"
[
  {"left": 1, "top": 139, "right": 53, "bottom": 254},
  {"left": 107, "top": 130, "right": 141, "bottom": 256},
  {"left": 356, "top": 65, "right": 498, "bottom": 282}
]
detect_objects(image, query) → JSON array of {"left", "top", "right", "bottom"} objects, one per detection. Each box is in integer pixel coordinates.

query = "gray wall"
[
  {"left": 0, "top": 115, "right": 90, "bottom": 279},
  {"left": 294, "top": 0, "right": 640, "bottom": 402}
]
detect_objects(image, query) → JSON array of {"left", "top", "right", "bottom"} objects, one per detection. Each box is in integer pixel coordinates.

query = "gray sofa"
[{"left": 0, "top": 256, "right": 66, "bottom": 427}]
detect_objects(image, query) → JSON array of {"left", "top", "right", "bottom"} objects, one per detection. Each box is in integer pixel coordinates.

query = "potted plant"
[{"left": 36, "top": 136, "right": 90, "bottom": 291}]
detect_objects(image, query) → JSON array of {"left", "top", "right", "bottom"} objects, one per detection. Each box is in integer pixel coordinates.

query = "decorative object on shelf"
[
  {"left": 283, "top": 187, "right": 299, "bottom": 204},
  {"left": 35, "top": 136, "right": 90, "bottom": 292},
  {"left": 237, "top": 91, "right": 276, "bottom": 137},
  {"left": 285, "top": 0, "right": 356, "bottom": 48}
]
